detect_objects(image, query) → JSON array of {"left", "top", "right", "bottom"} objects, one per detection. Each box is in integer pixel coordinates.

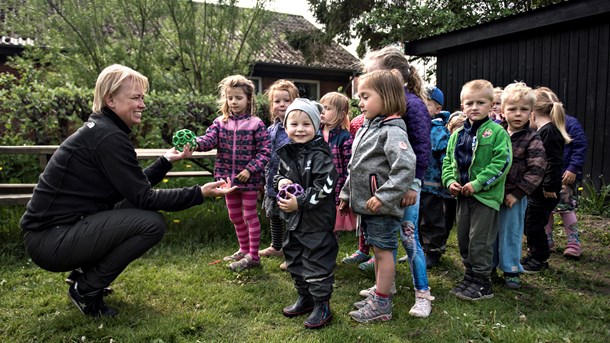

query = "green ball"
[{"left": 172, "top": 129, "right": 197, "bottom": 152}]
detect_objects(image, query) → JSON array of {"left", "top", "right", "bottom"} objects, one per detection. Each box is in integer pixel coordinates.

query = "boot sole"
[
  {"left": 304, "top": 313, "right": 332, "bottom": 329},
  {"left": 455, "top": 293, "right": 494, "bottom": 301},
  {"left": 283, "top": 306, "right": 314, "bottom": 318}
]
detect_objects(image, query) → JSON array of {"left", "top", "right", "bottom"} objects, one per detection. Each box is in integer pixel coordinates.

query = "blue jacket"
[
  {"left": 564, "top": 115, "right": 587, "bottom": 181},
  {"left": 265, "top": 118, "right": 291, "bottom": 197},
  {"left": 422, "top": 117, "right": 450, "bottom": 197}
]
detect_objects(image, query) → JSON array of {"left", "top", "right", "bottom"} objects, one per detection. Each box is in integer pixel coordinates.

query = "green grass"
[{"left": 1, "top": 203, "right": 609, "bottom": 342}]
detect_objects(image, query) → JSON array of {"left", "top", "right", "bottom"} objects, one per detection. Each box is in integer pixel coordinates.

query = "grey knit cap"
[{"left": 285, "top": 98, "right": 323, "bottom": 132}]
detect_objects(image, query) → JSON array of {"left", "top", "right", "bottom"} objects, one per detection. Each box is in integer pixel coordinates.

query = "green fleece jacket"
[{"left": 441, "top": 119, "right": 512, "bottom": 211}]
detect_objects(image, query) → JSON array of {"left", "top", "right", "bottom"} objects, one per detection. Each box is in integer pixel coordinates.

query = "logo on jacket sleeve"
[
  {"left": 399, "top": 141, "right": 409, "bottom": 150},
  {"left": 482, "top": 128, "right": 493, "bottom": 138}
]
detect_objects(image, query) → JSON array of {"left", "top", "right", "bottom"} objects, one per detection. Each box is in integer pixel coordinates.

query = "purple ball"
[{"left": 276, "top": 183, "right": 304, "bottom": 201}]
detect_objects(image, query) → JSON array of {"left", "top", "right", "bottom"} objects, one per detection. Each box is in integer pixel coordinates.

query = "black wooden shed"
[{"left": 405, "top": 0, "right": 610, "bottom": 186}]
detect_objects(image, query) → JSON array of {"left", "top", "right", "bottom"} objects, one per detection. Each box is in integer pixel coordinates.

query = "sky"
[{"left": 235, "top": 0, "right": 360, "bottom": 57}]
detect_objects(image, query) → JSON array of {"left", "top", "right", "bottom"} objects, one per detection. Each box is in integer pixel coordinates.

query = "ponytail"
[
  {"left": 550, "top": 102, "right": 572, "bottom": 144},
  {"left": 406, "top": 65, "right": 427, "bottom": 101}
]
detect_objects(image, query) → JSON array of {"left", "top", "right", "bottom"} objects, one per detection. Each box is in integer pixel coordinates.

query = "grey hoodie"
[{"left": 340, "top": 115, "right": 415, "bottom": 219}]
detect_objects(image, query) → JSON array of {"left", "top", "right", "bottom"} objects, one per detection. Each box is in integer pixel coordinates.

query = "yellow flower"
[
  {"left": 163, "top": 178, "right": 169, "bottom": 183},
  {"left": 557, "top": 221, "right": 563, "bottom": 225},
  {"left": 578, "top": 187, "right": 583, "bottom": 191},
  {"left": 173, "top": 219, "right": 180, "bottom": 224},
  {"left": 0, "top": 166, "right": 3, "bottom": 171},
  {"left": 186, "top": 164, "right": 192, "bottom": 169}
]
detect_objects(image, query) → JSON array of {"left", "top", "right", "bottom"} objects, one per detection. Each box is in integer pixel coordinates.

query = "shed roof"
[
  {"left": 255, "top": 12, "right": 360, "bottom": 72},
  {"left": 405, "top": 0, "right": 610, "bottom": 56}
]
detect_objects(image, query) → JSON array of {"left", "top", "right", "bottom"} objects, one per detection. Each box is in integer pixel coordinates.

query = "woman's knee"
[{"left": 140, "top": 211, "right": 166, "bottom": 240}]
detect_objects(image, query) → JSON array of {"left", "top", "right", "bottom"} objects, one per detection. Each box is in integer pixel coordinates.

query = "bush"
[
  {"left": 0, "top": 74, "right": 271, "bottom": 182},
  {"left": 579, "top": 175, "right": 610, "bottom": 217}
]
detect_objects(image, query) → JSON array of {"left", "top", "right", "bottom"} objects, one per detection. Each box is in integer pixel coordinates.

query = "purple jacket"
[
  {"left": 403, "top": 88, "right": 431, "bottom": 181},
  {"left": 320, "top": 125, "right": 353, "bottom": 204},
  {"left": 564, "top": 115, "right": 587, "bottom": 180},
  {"left": 196, "top": 114, "right": 271, "bottom": 191}
]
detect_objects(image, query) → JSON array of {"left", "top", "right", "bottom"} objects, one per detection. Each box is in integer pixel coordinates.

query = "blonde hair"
[
  {"left": 320, "top": 92, "right": 351, "bottom": 130},
  {"left": 501, "top": 82, "right": 536, "bottom": 110},
  {"left": 265, "top": 79, "right": 299, "bottom": 121},
  {"left": 447, "top": 111, "right": 466, "bottom": 134},
  {"left": 362, "top": 46, "right": 426, "bottom": 101},
  {"left": 493, "top": 87, "right": 504, "bottom": 98},
  {"left": 533, "top": 87, "right": 572, "bottom": 144},
  {"left": 218, "top": 75, "right": 256, "bottom": 122},
  {"left": 358, "top": 69, "right": 406, "bottom": 116},
  {"left": 460, "top": 79, "right": 494, "bottom": 103},
  {"left": 93, "top": 64, "right": 148, "bottom": 114}
]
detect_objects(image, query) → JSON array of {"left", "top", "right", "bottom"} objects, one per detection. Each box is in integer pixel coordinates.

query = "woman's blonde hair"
[
  {"left": 319, "top": 92, "right": 351, "bottom": 130},
  {"left": 533, "top": 87, "right": 572, "bottom": 144},
  {"left": 92, "top": 64, "right": 149, "bottom": 114},
  {"left": 362, "top": 46, "right": 426, "bottom": 101},
  {"left": 501, "top": 82, "right": 536, "bottom": 110},
  {"left": 265, "top": 79, "right": 299, "bottom": 121},
  {"left": 358, "top": 69, "right": 406, "bottom": 116},
  {"left": 218, "top": 75, "right": 256, "bottom": 122}
]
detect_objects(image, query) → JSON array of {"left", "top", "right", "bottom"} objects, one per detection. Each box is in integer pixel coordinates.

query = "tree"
[
  {"left": 307, "top": 0, "right": 566, "bottom": 57},
  {"left": 1, "top": 0, "right": 272, "bottom": 94}
]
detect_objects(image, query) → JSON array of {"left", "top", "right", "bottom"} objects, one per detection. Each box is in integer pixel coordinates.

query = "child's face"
[
  {"left": 492, "top": 94, "right": 502, "bottom": 115},
  {"left": 285, "top": 110, "right": 316, "bottom": 144},
  {"left": 358, "top": 85, "right": 383, "bottom": 119},
  {"left": 226, "top": 87, "right": 249, "bottom": 115},
  {"left": 426, "top": 99, "right": 441, "bottom": 118},
  {"left": 320, "top": 102, "right": 339, "bottom": 128},
  {"left": 504, "top": 98, "right": 532, "bottom": 131},
  {"left": 461, "top": 89, "right": 492, "bottom": 123},
  {"left": 271, "top": 90, "right": 292, "bottom": 121}
]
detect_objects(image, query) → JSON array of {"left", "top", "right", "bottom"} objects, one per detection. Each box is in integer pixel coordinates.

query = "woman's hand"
[
  {"left": 164, "top": 145, "right": 194, "bottom": 163},
  {"left": 201, "top": 178, "right": 236, "bottom": 197}
]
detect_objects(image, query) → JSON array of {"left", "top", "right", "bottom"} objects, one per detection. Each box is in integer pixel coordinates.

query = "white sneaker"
[
  {"left": 359, "top": 281, "right": 397, "bottom": 297},
  {"left": 408, "top": 289, "right": 434, "bottom": 318}
]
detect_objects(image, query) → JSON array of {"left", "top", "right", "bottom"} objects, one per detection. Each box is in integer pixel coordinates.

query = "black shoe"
[
  {"left": 282, "top": 295, "right": 314, "bottom": 318},
  {"left": 521, "top": 255, "right": 548, "bottom": 274},
  {"left": 304, "top": 301, "right": 332, "bottom": 329},
  {"left": 68, "top": 283, "right": 118, "bottom": 318},
  {"left": 456, "top": 277, "right": 494, "bottom": 301},
  {"left": 450, "top": 274, "right": 473, "bottom": 295},
  {"left": 425, "top": 253, "right": 441, "bottom": 268},
  {"left": 65, "top": 269, "right": 113, "bottom": 296}
]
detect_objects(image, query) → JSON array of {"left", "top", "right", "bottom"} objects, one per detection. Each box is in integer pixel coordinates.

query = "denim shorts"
[{"left": 361, "top": 214, "right": 400, "bottom": 250}]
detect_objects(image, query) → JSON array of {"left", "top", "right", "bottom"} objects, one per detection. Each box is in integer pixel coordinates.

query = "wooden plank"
[
  {"left": 165, "top": 171, "right": 212, "bottom": 178},
  {"left": 0, "top": 183, "right": 37, "bottom": 193},
  {"left": 0, "top": 194, "right": 31, "bottom": 205},
  {"left": 0, "top": 146, "right": 216, "bottom": 160}
]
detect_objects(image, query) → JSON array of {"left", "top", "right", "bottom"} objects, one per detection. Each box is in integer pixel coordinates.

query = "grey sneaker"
[
  {"left": 228, "top": 255, "right": 260, "bottom": 272},
  {"left": 358, "top": 281, "right": 397, "bottom": 297},
  {"left": 223, "top": 251, "right": 246, "bottom": 262},
  {"left": 349, "top": 294, "right": 392, "bottom": 323}
]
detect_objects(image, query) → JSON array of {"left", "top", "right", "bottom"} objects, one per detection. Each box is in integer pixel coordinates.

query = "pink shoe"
[{"left": 563, "top": 244, "right": 581, "bottom": 259}]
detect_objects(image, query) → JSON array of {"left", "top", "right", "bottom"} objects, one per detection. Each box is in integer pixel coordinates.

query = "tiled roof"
[{"left": 255, "top": 13, "right": 360, "bottom": 72}]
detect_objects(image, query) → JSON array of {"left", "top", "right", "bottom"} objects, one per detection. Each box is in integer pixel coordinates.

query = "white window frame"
[{"left": 290, "top": 79, "right": 320, "bottom": 100}]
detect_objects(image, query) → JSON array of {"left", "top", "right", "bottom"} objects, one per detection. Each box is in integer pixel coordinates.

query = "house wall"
[{"left": 435, "top": 21, "right": 610, "bottom": 186}]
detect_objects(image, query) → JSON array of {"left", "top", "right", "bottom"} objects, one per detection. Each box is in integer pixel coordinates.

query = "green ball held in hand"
[{"left": 172, "top": 129, "right": 197, "bottom": 152}]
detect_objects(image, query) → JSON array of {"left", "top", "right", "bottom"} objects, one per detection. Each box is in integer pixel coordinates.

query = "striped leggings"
[{"left": 225, "top": 190, "right": 261, "bottom": 260}]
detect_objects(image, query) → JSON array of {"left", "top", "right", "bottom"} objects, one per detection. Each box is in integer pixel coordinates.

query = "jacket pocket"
[{"left": 369, "top": 174, "right": 378, "bottom": 196}]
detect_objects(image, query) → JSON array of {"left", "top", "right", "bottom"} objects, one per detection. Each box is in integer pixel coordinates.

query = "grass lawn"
[{"left": 1, "top": 200, "right": 609, "bottom": 342}]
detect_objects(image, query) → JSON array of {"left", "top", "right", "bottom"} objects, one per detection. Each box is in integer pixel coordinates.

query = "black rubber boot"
[
  {"left": 303, "top": 301, "right": 332, "bottom": 329},
  {"left": 282, "top": 295, "right": 314, "bottom": 318}
]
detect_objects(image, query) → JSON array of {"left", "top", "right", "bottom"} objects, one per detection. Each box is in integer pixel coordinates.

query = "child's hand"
[
  {"left": 236, "top": 169, "right": 251, "bottom": 183},
  {"left": 277, "top": 192, "right": 298, "bottom": 213},
  {"left": 543, "top": 190, "right": 557, "bottom": 199},
  {"left": 448, "top": 182, "right": 463, "bottom": 197},
  {"left": 400, "top": 189, "right": 418, "bottom": 207},
  {"left": 562, "top": 170, "right": 576, "bottom": 185},
  {"left": 461, "top": 182, "right": 475, "bottom": 196},
  {"left": 339, "top": 200, "right": 350, "bottom": 214},
  {"left": 504, "top": 194, "right": 518, "bottom": 208},
  {"left": 278, "top": 179, "right": 293, "bottom": 189},
  {"left": 365, "top": 196, "right": 382, "bottom": 213}
]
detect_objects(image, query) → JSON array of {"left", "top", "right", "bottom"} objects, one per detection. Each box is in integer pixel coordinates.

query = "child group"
[{"left": 193, "top": 46, "right": 587, "bottom": 329}]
